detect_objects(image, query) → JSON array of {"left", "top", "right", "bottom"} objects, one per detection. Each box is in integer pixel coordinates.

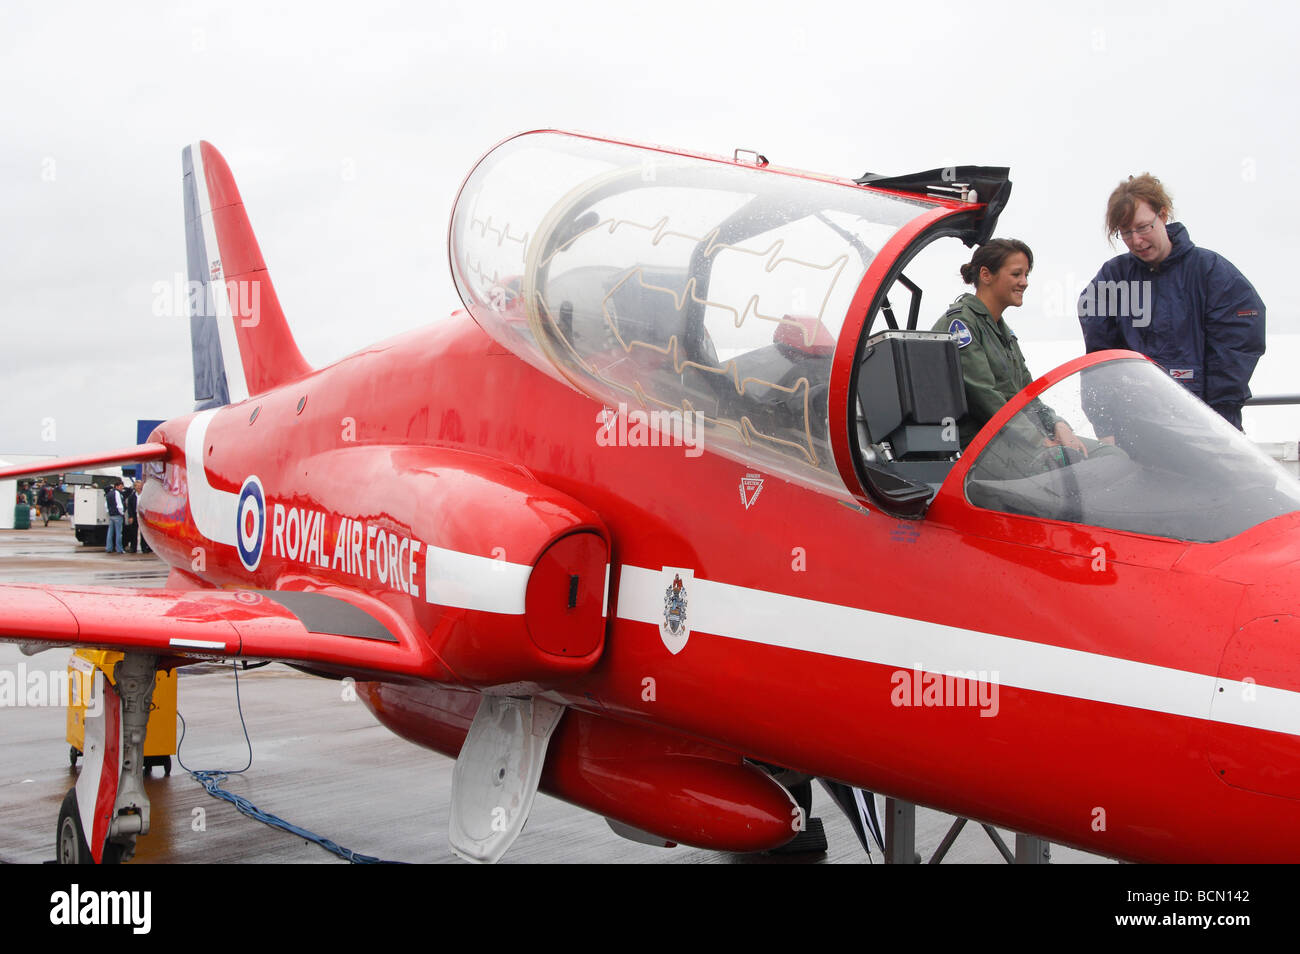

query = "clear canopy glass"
[
  {"left": 965, "top": 358, "right": 1300, "bottom": 542},
  {"left": 449, "top": 131, "right": 942, "bottom": 488}
]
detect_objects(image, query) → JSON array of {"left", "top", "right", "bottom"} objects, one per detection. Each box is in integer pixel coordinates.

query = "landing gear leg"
[{"left": 58, "top": 653, "right": 158, "bottom": 864}]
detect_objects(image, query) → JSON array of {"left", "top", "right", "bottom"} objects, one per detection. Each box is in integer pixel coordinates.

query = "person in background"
[
  {"left": 123, "top": 480, "right": 139, "bottom": 553},
  {"left": 1078, "top": 173, "right": 1265, "bottom": 430},
  {"left": 28, "top": 480, "right": 42, "bottom": 523},
  {"left": 105, "top": 481, "right": 126, "bottom": 554},
  {"left": 38, "top": 482, "right": 56, "bottom": 526}
]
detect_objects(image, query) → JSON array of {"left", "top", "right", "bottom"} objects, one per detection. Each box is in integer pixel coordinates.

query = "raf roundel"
[{"left": 236, "top": 475, "right": 266, "bottom": 571}]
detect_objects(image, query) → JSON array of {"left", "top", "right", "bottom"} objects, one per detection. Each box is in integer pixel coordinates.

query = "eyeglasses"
[{"left": 1118, "top": 221, "right": 1158, "bottom": 241}]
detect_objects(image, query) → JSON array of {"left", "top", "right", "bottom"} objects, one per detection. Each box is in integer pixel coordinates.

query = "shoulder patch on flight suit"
[{"left": 948, "top": 318, "right": 973, "bottom": 349}]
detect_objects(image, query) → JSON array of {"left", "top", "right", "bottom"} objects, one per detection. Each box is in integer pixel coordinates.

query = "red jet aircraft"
[{"left": 3, "top": 131, "right": 1300, "bottom": 864}]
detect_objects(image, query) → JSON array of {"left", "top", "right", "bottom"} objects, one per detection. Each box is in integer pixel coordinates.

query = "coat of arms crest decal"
[{"left": 659, "top": 567, "right": 694, "bottom": 654}]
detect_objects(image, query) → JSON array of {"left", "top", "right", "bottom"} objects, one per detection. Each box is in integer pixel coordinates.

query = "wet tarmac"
[{"left": 0, "top": 522, "right": 1110, "bottom": 864}]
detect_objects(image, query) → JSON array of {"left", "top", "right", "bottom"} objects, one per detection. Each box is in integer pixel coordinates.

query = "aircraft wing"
[
  {"left": 0, "top": 584, "right": 440, "bottom": 682},
  {"left": 0, "top": 444, "right": 170, "bottom": 480}
]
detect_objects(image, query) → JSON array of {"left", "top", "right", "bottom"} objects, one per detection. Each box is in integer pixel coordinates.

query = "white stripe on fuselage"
[
  {"left": 616, "top": 564, "right": 1300, "bottom": 738},
  {"left": 190, "top": 141, "right": 249, "bottom": 404},
  {"left": 424, "top": 544, "right": 531, "bottom": 613},
  {"left": 184, "top": 409, "right": 238, "bottom": 546}
]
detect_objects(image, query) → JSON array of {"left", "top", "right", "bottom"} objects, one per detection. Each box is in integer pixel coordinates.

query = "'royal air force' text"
[{"left": 270, "top": 503, "right": 420, "bottom": 596}]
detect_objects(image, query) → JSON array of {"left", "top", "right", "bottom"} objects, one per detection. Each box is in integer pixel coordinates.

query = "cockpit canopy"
[{"left": 448, "top": 131, "right": 970, "bottom": 493}]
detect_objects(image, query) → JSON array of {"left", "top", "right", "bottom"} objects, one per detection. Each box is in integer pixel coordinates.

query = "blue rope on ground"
[{"left": 176, "top": 661, "right": 400, "bottom": 864}]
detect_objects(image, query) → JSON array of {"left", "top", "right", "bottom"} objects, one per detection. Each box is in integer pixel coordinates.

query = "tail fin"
[{"left": 182, "top": 141, "right": 311, "bottom": 408}]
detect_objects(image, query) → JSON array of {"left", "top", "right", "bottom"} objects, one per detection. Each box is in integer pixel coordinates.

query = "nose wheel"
[{"left": 57, "top": 788, "right": 126, "bottom": 864}]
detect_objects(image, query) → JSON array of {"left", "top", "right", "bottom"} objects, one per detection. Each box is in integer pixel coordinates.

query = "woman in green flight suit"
[{"left": 931, "top": 238, "right": 1088, "bottom": 457}]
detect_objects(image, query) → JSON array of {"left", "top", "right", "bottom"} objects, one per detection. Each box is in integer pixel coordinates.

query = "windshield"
[{"left": 965, "top": 357, "right": 1300, "bottom": 542}]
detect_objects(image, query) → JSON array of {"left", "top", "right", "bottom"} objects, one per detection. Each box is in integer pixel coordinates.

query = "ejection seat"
[{"left": 855, "top": 329, "right": 967, "bottom": 506}]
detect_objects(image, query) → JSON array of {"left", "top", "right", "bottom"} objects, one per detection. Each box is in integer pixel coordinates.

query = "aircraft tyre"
[
  {"left": 57, "top": 788, "right": 125, "bottom": 864},
  {"left": 57, "top": 789, "right": 92, "bottom": 864}
]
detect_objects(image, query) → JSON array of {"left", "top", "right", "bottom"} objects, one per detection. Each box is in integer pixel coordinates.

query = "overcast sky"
[{"left": 3, "top": 0, "right": 1298, "bottom": 456}]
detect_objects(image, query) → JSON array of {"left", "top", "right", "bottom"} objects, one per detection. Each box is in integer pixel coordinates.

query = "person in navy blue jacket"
[{"left": 1078, "top": 174, "right": 1265, "bottom": 430}]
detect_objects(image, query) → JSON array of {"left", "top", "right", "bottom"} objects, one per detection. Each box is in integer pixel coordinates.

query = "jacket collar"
[
  {"left": 960, "top": 292, "right": 993, "bottom": 320},
  {"left": 1132, "top": 221, "right": 1195, "bottom": 272},
  {"left": 960, "top": 292, "right": 1015, "bottom": 339}
]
